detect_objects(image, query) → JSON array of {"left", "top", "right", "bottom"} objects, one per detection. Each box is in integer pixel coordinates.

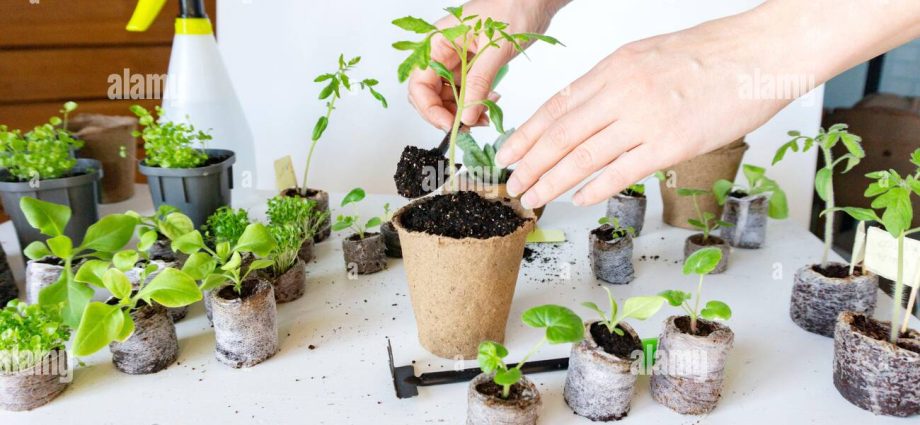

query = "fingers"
[
  {"left": 572, "top": 143, "right": 667, "bottom": 207},
  {"left": 460, "top": 47, "right": 511, "bottom": 127},
  {"left": 505, "top": 94, "right": 615, "bottom": 198},
  {"left": 407, "top": 33, "right": 463, "bottom": 131},
  {"left": 518, "top": 122, "right": 642, "bottom": 209}
]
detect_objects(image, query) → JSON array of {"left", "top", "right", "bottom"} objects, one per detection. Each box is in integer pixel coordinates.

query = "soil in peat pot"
[
  {"left": 620, "top": 188, "right": 645, "bottom": 198},
  {"left": 813, "top": 263, "right": 861, "bottom": 279},
  {"left": 394, "top": 146, "right": 454, "bottom": 199},
  {"left": 590, "top": 323, "right": 641, "bottom": 358},
  {"left": 674, "top": 316, "right": 717, "bottom": 337},
  {"left": 851, "top": 315, "right": 920, "bottom": 354},
  {"left": 476, "top": 381, "right": 531, "bottom": 404},
  {"left": 400, "top": 191, "right": 527, "bottom": 238},
  {"left": 590, "top": 226, "right": 628, "bottom": 242}
]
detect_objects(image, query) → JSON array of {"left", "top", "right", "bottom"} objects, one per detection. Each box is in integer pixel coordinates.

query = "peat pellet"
[
  {"left": 589, "top": 225, "right": 635, "bottom": 285},
  {"left": 790, "top": 263, "right": 878, "bottom": 337},
  {"left": 380, "top": 221, "right": 402, "bottom": 258},
  {"left": 0, "top": 350, "right": 69, "bottom": 411},
  {"left": 298, "top": 238, "right": 315, "bottom": 263},
  {"left": 109, "top": 303, "right": 178, "bottom": 375},
  {"left": 683, "top": 234, "right": 730, "bottom": 274},
  {"left": 606, "top": 192, "right": 647, "bottom": 236},
  {"left": 210, "top": 279, "right": 279, "bottom": 368},
  {"left": 24, "top": 258, "right": 66, "bottom": 304},
  {"left": 282, "top": 187, "right": 330, "bottom": 243},
  {"left": 719, "top": 193, "right": 769, "bottom": 249},
  {"left": 0, "top": 244, "right": 17, "bottom": 307},
  {"left": 342, "top": 233, "right": 387, "bottom": 275},
  {"left": 564, "top": 322, "right": 642, "bottom": 421},
  {"left": 467, "top": 373, "right": 541, "bottom": 425},
  {"left": 264, "top": 258, "right": 306, "bottom": 304}
]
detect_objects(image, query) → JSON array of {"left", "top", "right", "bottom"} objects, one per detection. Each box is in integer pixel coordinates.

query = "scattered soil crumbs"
[
  {"left": 400, "top": 192, "right": 526, "bottom": 238},
  {"left": 394, "top": 146, "right": 453, "bottom": 198}
]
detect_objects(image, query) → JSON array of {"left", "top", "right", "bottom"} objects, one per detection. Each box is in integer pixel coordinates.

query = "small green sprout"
[
  {"left": 581, "top": 286, "right": 665, "bottom": 336},
  {"left": 713, "top": 164, "right": 788, "bottom": 219},
  {"left": 677, "top": 188, "right": 732, "bottom": 242},
  {"left": 659, "top": 247, "right": 731, "bottom": 335},
  {"left": 332, "top": 188, "right": 381, "bottom": 240}
]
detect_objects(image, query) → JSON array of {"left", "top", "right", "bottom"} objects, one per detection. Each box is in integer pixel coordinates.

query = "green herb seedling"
[
  {"left": 677, "top": 188, "right": 733, "bottom": 242},
  {"left": 713, "top": 164, "right": 789, "bottom": 220},
  {"left": 393, "top": 6, "right": 562, "bottom": 185},
  {"left": 830, "top": 148, "right": 920, "bottom": 342},
  {"left": 22, "top": 197, "right": 139, "bottom": 328},
  {"left": 332, "top": 188, "right": 381, "bottom": 240},
  {"left": 204, "top": 206, "right": 251, "bottom": 246},
  {"left": 130, "top": 105, "right": 211, "bottom": 169},
  {"left": 266, "top": 195, "right": 328, "bottom": 242},
  {"left": 267, "top": 223, "right": 305, "bottom": 277},
  {"left": 173, "top": 223, "right": 277, "bottom": 296},
  {"left": 773, "top": 124, "right": 865, "bottom": 266},
  {"left": 581, "top": 286, "right": 665, "bottom": 336},
  {"left": 0, "top": 102, "right": 82, "bottom": 181},
  {"left": 458, "top": 129, "right": 513, "bottom": 184},
  {"left": 301, "top": 55, "right": 387, "bottom": 193},
  {"left": 478, "top": 304, "right": 583, "bottom": 399},
  {"left": 0, "top": 300, "right": 70, "bottom": 372},
  {"left": 382, "top": 202, "right": 395, "bottom": 223},
  {"left": 659, "top": 247, "right": 731, "bottom": 335},
  {"left": 597, "top": 216, "right": 635, "bottom": 239}
]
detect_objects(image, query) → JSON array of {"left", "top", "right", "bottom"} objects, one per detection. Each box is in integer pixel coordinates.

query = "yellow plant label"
[
  {"left": 273, "top": 155, "right": 297, "bottom": 192},
  {"left": 526, "top": 228, "right": 566, "bottom": 243},
  {"left": 864, "top": 226, "right": 920, "bottom": 288}
]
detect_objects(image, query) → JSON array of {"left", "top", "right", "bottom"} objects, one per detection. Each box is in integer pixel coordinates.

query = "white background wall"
[{"left": 216, "top": 0, "right": 821, "bottom": 227}]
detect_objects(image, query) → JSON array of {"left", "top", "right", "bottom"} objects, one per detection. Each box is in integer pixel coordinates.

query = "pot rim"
[
  {"left": 591, "top": 224, "right": 632, "bottom": 244},
  {"left": 469, "top": 372, "right": 541, "bottom": 407},
  {"left": 0, "top": 158, "right": 103, "bottom": 191},
  {"left": 211, "top": 277, "right": 272, "bottom": 306},
  {"left": 663, "top": 315, "right": 734, "bottom": 343},
  {"left": 838, "top": 311, "right": 920, "bottom": 358},
  {"left": 687, "top": 233, "right": 728, "bottom": 247},
  {"left": 392, "top": 193, "right": 535, "bottom": 243},
  {"left": 582, "top": 320, "right": 641, "bottom": 363},
  {"left": 614, "top": 191, "right": 647, "bottom": 200},
  {"left": 138, "top": 149, "right": 235, "bottom": 177},
  {"left": 726, "top": 192, "right": 770, "bottom": 202},
  {"left": 798, "top": 262, "right": 877, "bottom": 283},
  {"left": 280, "top": 186, "right": 328, "bottom": 199}
]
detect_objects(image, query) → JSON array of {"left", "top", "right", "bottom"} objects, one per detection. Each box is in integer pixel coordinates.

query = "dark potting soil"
[
  {"left": 591, "top": 225, "right": 627, "bottom": 242},
  {"left": 394, "top": 146, "right": 453, "bottom": 199},
  {"left": 590, "top": 322, "right": 641, "bottom": 359},
  {"left": 813, "top": 263, "right": 863, "bottom": 279},
  {"left": 729, "top": 190, "right": 749, "bottom": 199},
  {"left": 620, "top": 188, "right": 645, "bottom": 198},
  {"left": 675, "top": 316, "right": 717, "bottom": 337},
  {"left": 851, "top": 315, "right": 920, "bottom": 354},
  {"left": 346, "top": 232, "right": 380, "bottom": 242},
  {"left": 688, "top": 233, "right": 725, "bottom": 246},
  {"left": 217, "top": 279, "right": 259, "bottom": 301},
  {"left": 281, "top": 187, "right": 322, "bottom": 198},
  {"left": 400, "top": 192, "right": 527, "bottom": 239},
  {"left": 475, "top": 380, "right": 532, "bottom": 404},
  {"left": 34, "top": 256, "right": 66, "bottom": 266}
]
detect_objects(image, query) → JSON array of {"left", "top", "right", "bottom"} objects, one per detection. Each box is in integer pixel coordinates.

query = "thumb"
[{"left": 460, "top": 49, "right": 508, "bottom": 127}]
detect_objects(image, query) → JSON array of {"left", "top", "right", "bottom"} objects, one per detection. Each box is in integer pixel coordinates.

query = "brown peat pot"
[
  {"left": 564, "top": 321, "right": 642, "bottom": 421},
  {"left": 719, "top": 193, "right": 769, "bottom": 249},
  {"left": 833, "top": 311, "right": 920, "bottom": 417},
  {"left": 0, "top": 244, "right": 17, "bottom": 307},
  {"left": 790, "top": 263, "right": 878, "bottom": 337},
  {"left": 380, "top": 221, "right": 403, "bottom": 258},
  {"left": 262, "top": 258, "right": 306, "bottom": 304},
  {"left": 589, "top": 225, "right": 636, "bottom": 285},
  {"left": 342, "top": 232, "right": 387, "bottom": 275},
  {"left": 210, "top": 279, "right": 279, "bottom": 368},
  {"left": 297, "top": 238, "right": 315, "bottom": 263},
  {"left": 683, "top": 234, "right": 730, "bottom": 274},
  {"left": 282, "top": 187, "right": 331, "bottom": 243},
  {"left": 108, "top": 302, "right": 178, "bottom": 375},
  {"left": 606, "top": 192, "right": 647, "bottom": 236},
  {"left": 0, "top": 349, "right": 69, "bottom": 411},
  {"left": 24, "top": 258, "right": 67, "bottom": 304},
  {"left": 467, "top": 373, "right": 541, "bottom": 425}
]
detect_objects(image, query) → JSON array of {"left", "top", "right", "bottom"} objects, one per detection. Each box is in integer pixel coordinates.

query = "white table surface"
[{"left": 1, "top": 184, "right": 917, "bottom": 424}]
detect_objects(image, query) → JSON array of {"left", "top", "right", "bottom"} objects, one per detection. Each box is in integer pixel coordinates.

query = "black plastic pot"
[
  {"left": 0, "top": 159, "right": 102, "bottom": 253},
  {"left": 139, "top": 149, "right": 234, "bottom": 227}
]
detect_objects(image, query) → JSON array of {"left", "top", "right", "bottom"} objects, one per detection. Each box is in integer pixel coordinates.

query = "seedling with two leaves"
[
  {"left": 597, "top": 216, "right": 635, "bottom": 240},
  {"left": 332, "top": 188, "right": 381, "bottom": 240},
  {"left": 677, "top": 188, "right": 732, "bottom": 242},
  {"left": 659, "top": 247, "right": 732, "bottom": 335},
  {"left": 172, "top": 222, "right": 277, "bottom": 296},
  {"left": 581, "top": 286, "right": 665, "bottom": 336},
  {"left": 713, "top": 164, "right": 789, "bottom": 219}
]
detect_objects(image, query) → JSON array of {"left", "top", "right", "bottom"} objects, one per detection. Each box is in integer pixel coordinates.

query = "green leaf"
[
  {"left": 429, "top": 61, "right": 454, "bottom": 85},
  {"left": 112, "top": 250, "right": 139, "bottom": 272},
  {"left": 332, "top": 217, "right": 354, "bottom": 232},
  {"left": 102, "top": 268, "right": 132, "bottom": 300},
  {"left": 200, "top": 273, "right": 228, "bottom": 292},
  {"left": 72, "top": 302, "right": 125, "bottom": 357},
  {"left": 742, "top": 164, "right": 765, "bottom": 188},
  {"left": 365, "top": 216, "right": 382, "bottom": 229},
  {"left": 138, "top": 229, "right": 158, "bottom": 252},
  {"left": 160, "top": 212, "right": 195, "bottom": 240},
  {"left": 23, "top": 241, "right": 51, "bottom": 260},
  {"left": 396, "top": 38, "right": 431, "bottom": 83},
  {"left": 911, "top": 148, "right": 920, "bottom": 168},
  {"left": 683, "top": 247, "right": 722, "bottom": 275},
  {"left": 181, "top": 252, "right": 217, "bottom": 280},
  {"left": 74, "top": 259, "right": 110, "bottom": 287},
  {"left": 514, "top": 32, "right": 563, "bottom": 46},
  {"left": 480, "top": 99, "right": 504, "bottom": 134},
  {"left": 247, "top": 259, "right": 273, "bottom": 272},
  {"left": 457, "top": 133, "right": 489, "bottom": 167},
  {"left": 46, "top": 235, "right": 73, "bottom": 259},
  {"left": 42, "top": 277, "right": 93, "bottom": 328},
  {"left": 368, "top": 87, "right": 388, "bottom": 108},
  {"left": 493, "top": 368, "right": 522, "bottom": 386},
  {"left": 580, "top": 301, "right": 608, "bottom": 323},
  {"left": 828, "top": 207, "right": 880, "bottom": 222},
  {"left": 879, "top": 188, "right": 913, "bottom": 237},
  {"left": 767, "top": 187, "right": 789, "bottom": 220},
  {"left": 312, "top": 116, "right": 329, "bottom": 142},
  {"left": 234, "top": 223, "right": 276, "bottom": 257},
  {"left": 19, "top": 197, "right": 71, "bottom": 237},
  {"left": 444, "top": 6, "right": 463, "bottom": 19},
  {"left": 477, "top": 341, "right": 508, "bottom": 374},
  {"left": 618, "top": 296, "right": 666, "bottom": 322},
  {"left": 341, "top": 188, "right": 366, "bottom": 206},
  {"left": 80, "top": 214, "right": 138, "bottom": 253},
  {"left": 392, "top": 16, "right": 436, "bottom": 34},
  {"left": 712, "top": 179, "right": 734, "bottom": 205},
  {"left": 772, "top": 140, "right": 799, "bottom": 165},
  {"left": 314, "top": 73, "right": 335, "bottom": 82},
  {"left": 222, "top": 252, "right": 242, "bottom": 271},
  {"left": 392, "top": 41, "right": 419, "bottom": 51},
  {"left": 520, "top": 304, "right": 584, "bottom": 344},
  {"left": 658, "top": 290, "right": 692, "bottom": 307},
  {"left": 440, "top": 24, "right": 470, "bottom": 43},
  {"left": 814, "top": 168, "right": 832, "bottom": 202},
  {"left": 137, "top": 268, "right": 201, "bottom": 308},
  {"left": 114, "top": 310, "right": 135, "bottom": 342},
  {"left": 172, "top": 231, "right": 205, "bottom": 255},
  {"left": 701, "top": 300, "right": 732, "bottom": 321}
]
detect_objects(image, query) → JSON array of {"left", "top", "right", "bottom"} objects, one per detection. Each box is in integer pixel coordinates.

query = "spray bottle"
[{"left": 127, "top": 0, "right": 256, "bottom": 192}]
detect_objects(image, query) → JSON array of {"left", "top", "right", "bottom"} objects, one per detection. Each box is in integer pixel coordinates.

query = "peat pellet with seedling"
[
  {"left": 589, "top": 217, "right": 636, "bottom": 285},
  {"left": 678, "top": 188, "right": 732, "bottom": 273},
  {"left": 606, "top": 176, "right": 661, "bottom": 236},
  {"left": 713, "top": 164, "right": 789, "bottom": 249},
  {"left": 109, "top": 302, "right": 179, "bottom": 375},
  {"left": 379, "top": 203, "right": 402, "bottom": 258},
  {"left": 333, "top": 188, "right": 387, "bottom": 275},
  {"left": 790, "top": 263, "right": 878, "bottom": 337},
  {"left": 211, "top": 279, "right": 279, "bottom": 368},
  {"left": 0, "top": 301, "right": 70, "bottom": 412}
]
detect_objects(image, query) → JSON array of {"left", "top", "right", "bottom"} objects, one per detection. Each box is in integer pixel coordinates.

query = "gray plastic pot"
[
  {"left": 589, "top": 225, "right": 635, "bottom": 285},
  {"left": 109, "top": 303, "right": 178, "bottom": 375},
  {"left": 564, "top": 321, "right": 642, "bottom": 421},
  {"left": 790, "top": 263, "right": 878, "bottom": 337},
  {"left": 139, "top": 149, "right": 234, "bottom": 227},
  {"left": 210, "top": 279, "right": 279, "bottom": 368},
  {"left": 0, "top": 349, "right": 69, "bottom": 411},
  {"left": 0, "top": 159, "right": 102, "bottom": 253},
  {"left": 833, "top": 311, "right": 920, "bottom": 416},
  {"left": 467, "top": 373, "right": 541, "bottom": 425},
  {"left": 719, "top": 193, "right": 769, "bottom": 249},
  {"left": 342, "top": 232, "right": 387, "bottom": 275},
  {"left": 0, "top": 244, "right": 17, "bottom": 307},
  {"left": 684, "top": 234, "right": 730, "bottom": 274},
  {"left": 606, "top": 192, "right": 647, "bottom": 236}
]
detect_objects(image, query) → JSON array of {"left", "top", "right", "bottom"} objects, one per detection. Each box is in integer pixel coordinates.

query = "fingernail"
[
  {"left": 521, "top": 192, "right": 538, "bottom": 210},
  {"left": 572, "top": 193, "right": 585, "bottom": 206},
  {"left": 506, "top": 177, "right": 521, "bottom": 197}
]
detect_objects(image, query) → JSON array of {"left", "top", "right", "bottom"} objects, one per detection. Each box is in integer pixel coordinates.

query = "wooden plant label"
[
  {"left": 850, "top": 221, "right": 867, "bottom": 275},
  {"left": 864, "top": 226, "right": 920, "bottom": 288},
  {"left": 273, "top": 155, "right": 298, "bottom": 192}
]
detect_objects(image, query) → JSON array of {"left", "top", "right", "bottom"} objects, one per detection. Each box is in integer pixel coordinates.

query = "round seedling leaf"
[
  {"left": 493, "top": 368, "right": 522, "bottom": 387},
  {"left": 700, "top": 300, "right": 732, "bottom": 321},
  {"left": 683, "top": 247, "right": 723, "bottom": 275},
  {"left": 520, "top": 304, "right": 584, "bottom": 344}
]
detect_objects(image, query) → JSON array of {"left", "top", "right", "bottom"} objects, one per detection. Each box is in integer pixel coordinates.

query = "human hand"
[{"left": 407, "top": 0, "right": 570, "bottom": 131}]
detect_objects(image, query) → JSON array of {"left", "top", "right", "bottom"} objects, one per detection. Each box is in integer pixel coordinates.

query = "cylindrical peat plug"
[
  {"left": 719, "top": 193, "right": 769, "bottom": 249},
  {"left": 0, "top": 349, "right": 69, "bottom": 411},
  {"left": 564, "top": 321, "right": 642, "bottom": 421},
  {"left": 297, "top": 238, "right": 315, "bottom": 263},
  {"left": 210, "top": 279, "right": 279, "bottom": 368},
  {"left": 683, "top": 234, "right": 730, "bottom": 274},
  {"left": 589, "top": 225, "right": 635, "bottom": 285},
  {"left": 790, "top": 263, "right": 878, "bottom": 337},
  {"left": 109, "top": 302, "right": 179, "bottom": 375},
  {"left": 606, "top": 193, "right": 647, "bottom": 236},
  {"left": 342, "top": 232, "right": 387, "bottom": 275},
  {"left": 266, "top": 258, "right": 306, "bottom": 304},
  {"left": 380, "top": 221, "right": 403, "bottom": 258},
  {"left": 467, "top": 373, "right": 542, "bottom": 425}
]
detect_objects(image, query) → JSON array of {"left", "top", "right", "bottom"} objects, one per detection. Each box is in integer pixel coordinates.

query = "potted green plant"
[
  {"left": 264, "top": 222, "right": 307, "bottom": 303},
  {"left": 265, "top": 195, "right": 327, "bottom": 263},
  {"left": 132, "top": 105, "right": 234, "bottom": 227},
  {"left": 678, "top": 188, "right": 732, "bottom": 273},
  {"left": 652, "top": 247, "right": 733, "bottom": 415},
  {"left": 831, "top": 153, "right": 920, "bottom": 417},
  {"left": 379, "top": 203, "right": 402, "bottom": 258},
  {"left": 471, "top": 304, "right": 584, "bottom": 425},
  {"left": 606, "top": 173, "right": 664, "bottom": 236},
  {"left": 775, "top": 125, "right": 878, "bottom": 337},
  {"left": 0, "top": 301, "right": 71, "bottom": 411},
  {"left": 565, "top": 288, "right": 665, "bottom": 421},
  {"left": 589, "top": 217, "right": 636, "bottom": 285},
  {"left": 391, "top": 6, "right": 556, "bottom": 359},
  {"left": 333, "top": 188, "right": 387, "bottom": 275},
  {"left": 174, "top": 223, "right": 277, "bottom": 368},
  {"left": 70, "top": 252, "right": 200, "bottom": 375},
  {"left": 0, "top": 102, "right": 103, "bottom": 252},
  {"left": 283, "top": 55, "right": 387, "bottom": 243},
  {"left": 712, "top": 164, "right": 788, "bottom": 248}
]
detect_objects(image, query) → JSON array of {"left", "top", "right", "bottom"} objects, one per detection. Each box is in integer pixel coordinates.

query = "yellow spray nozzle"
[{"left": 126, "top": 0, "right": 168, "bottom": 32}]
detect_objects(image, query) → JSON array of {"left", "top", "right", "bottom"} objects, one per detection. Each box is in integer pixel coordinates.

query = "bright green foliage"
[
  {"left": 677, "top": 188, "right": 732, "bottom": 242},
  {"left": 266, "top": 195, "right": 328, "bottom": 242},
  {"left": 581, "top": 286, "right": 664, "bottom": 336},
  {"left": 22, "top": 197, "right": 139, "bottom": 328},
  {"left": 660, "top": 247, "right": 731, "bottom": 335},
  {"left": 204, "top": 206, "right": 251, "bottom": 246},
  {"left": 302, "top": 55, "right": 387, "bottom": 191},
  {"left": 597, "top": 216, "right": 635, "bottom": 239},
  {"left": 393, "top": 6, "right": 562, "bottom": 184},
  {"left": 713, "top": 164, "right": 788, "bottom": 219},
  {"left": 458, "top": 130, "right": 512, "bottom": 184},
  {"left": 175, "top": 223, "right": 276, "bottom": 295},
  {"left": 478, "top": 304, "right": 582, "bottom": 398},
  {"left": 127, "top": 205, "right": 195, "bottom": 253},
  {"left": 0, "top": 102, "right": 83, "bottom": 181},
  {"left": 131, "top": 105, "right": 210, "bottom": 169},
  {"left": 268, "top": 223, "right": 304, "bottom": 276},
  {"left": 0, "top": 300, "right": 71, "bottom": 372},
  {"left": 332, "top": 188, "right": 381, "bottom": 240},
  {"left": 774, "top": 124, "right": 865, "bottom": 266}
]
